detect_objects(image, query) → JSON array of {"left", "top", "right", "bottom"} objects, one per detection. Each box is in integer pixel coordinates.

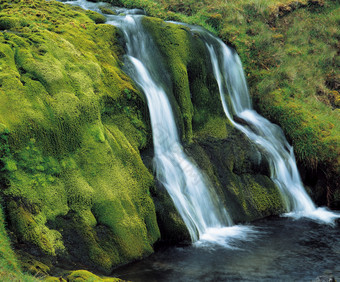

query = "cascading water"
[
  {"left": 63, "top": 0, "right": 257, "bottom": 247},
  {"left": 64, "top": 0, "right": 338, "bottom": 244},
  {"left": 183, "top": 26, "right": 339, "bottom": 224},
  {"left": 108, "top": 14, "right": 248, "bottom": 244}
]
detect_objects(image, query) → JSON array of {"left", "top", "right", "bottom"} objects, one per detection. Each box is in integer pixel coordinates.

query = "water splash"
[{"left": 195, "top": 225, "right": 260, "bottom": 249}]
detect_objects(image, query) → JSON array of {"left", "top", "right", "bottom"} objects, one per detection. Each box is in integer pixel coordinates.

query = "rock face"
[{"left": 0, "top": 0, "right": 285, "bottom": 277}]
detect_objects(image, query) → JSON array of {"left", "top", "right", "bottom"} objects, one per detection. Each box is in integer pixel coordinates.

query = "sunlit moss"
[
  {"left": 0, "top": 0, "right": 159, "bottom": 276},
  {"left": 66, "top": 270, "right": 122, "bottom": 281}
]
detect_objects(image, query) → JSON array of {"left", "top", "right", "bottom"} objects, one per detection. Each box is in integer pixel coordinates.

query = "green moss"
[
  {"left": 19, "top": 252, "right": 51, "bottom": 277},
  {"left": 0, "top": 17, "right": 20, "bottom": 30},
  {"left": 66, "top": 270, "right": 122, "bottom": 282},
  {"left": 0, "top": 203, "right": 20, "bottom": 273},
  {"left": 85, "top": 10, "right": 107, "bottom": 24},
  {"left": 44, "top": 277, "right": 66, "bottom": 282},
  {"left": 142, "top": 17, "right": 192, "bottom": 141},
  {"left": 0, "top": 0, "right": 159, "bottom": 275},
  {"left": 186, "top": 132, "right": 284, "bottom": 222},
  {"left": 67, "top": 270, "right": 102, "bottom": 281},
  {"left": 151, "top": 184, "right": 191, "bottom": 243},
  {"left": 99, "top": 6, "right": 117, "bottom": 15},
  {"left": 142, "top": 17, "right": 225, "bottom": 143},
  {"left": 7, "top": 200, "right": 65, "bottom": 256}
]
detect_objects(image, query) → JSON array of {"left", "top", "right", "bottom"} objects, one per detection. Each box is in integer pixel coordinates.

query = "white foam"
[
  {"left": 284, "top": 208, "right": 340, "bottom": 225},
  {"left": 195, "top": 225, "right": 259, "bottom": 248}
]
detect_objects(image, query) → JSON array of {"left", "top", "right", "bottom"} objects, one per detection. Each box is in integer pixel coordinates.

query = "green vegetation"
[
  {"left": 66, "top": 270, "right": 122, "bottom": 281},
  {"left": 186, "top": 131, "right": 284, "bottom": 222},
  {"left": 142, "top": 17, "right": 226, "bottom": 142},
  {"left": 0, "top": 0, "right": 159, "bottom": 277},
  {"left": 0, "top": 0, "right": 338, "bottom": 280}
]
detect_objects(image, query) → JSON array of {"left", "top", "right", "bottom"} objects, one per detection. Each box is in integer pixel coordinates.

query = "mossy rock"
[
  {"left": 185, "top": 131, "right": 284, "bottom": 222},
  {"left": 142, "top": 17, "right": 224, "bottom": 143},
  {"left": 66, "top": 270, "right": 122, "bottom": 282},
  {"left": 99, "top": 6, "right": 117, "bottom": 15},
  {"left": 85, "top": 10, "right": 107, "bottom": 24},
  {"left": 18, "top": 251, "right": 51, "bottom": 276},
  {"left": 151, "top": 181, "right": 191, "bottom": 244}
]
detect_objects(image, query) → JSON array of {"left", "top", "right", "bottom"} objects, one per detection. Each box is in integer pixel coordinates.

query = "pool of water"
[{"left": 112, "top": 217, "right": 340, "bottom": 281}]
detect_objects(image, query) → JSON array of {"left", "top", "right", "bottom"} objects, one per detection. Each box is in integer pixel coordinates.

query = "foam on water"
[{"left": 195, "top": 226, "right": 260, "bottom": 248}]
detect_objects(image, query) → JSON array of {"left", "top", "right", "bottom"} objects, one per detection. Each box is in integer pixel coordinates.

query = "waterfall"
[
  {"left": 183, "top": 26, "right": 339, "bottom": 224},
  {"left": 63, "top": 0, "right": 338, "bottom": 239},
  {"left": 63, "top": 0, "right": 257, "bottom": 247},
  {"left": 107, "top": 12, "right": 242, "bottom": 243}
]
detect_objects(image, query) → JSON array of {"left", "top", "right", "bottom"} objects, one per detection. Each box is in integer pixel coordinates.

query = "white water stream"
[
  {"left": 111, "top": 15, "right": 254, "bottom": 245},
  {"left": 190, "top": 27, "right": 339, "bottom": 224}
]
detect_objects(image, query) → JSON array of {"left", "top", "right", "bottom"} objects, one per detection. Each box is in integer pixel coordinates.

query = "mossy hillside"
[
  {"left": 106, "top": 0, "right": 339, "bottom": 207},
  {"left": 0, "top": 0, "right": 159, "bottom": 275},
  {"left": 248, "top": 3, "right": 340, "bottom": 207}
]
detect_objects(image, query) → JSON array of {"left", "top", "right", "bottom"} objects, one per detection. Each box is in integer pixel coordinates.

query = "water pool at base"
[{"left": 112, "top": 217, "right": 340, "bottom": 281}]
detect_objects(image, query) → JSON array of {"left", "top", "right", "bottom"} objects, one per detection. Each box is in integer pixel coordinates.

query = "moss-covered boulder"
[{"left": 66, "top": 270, "right": 122, "bottom": 281}]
